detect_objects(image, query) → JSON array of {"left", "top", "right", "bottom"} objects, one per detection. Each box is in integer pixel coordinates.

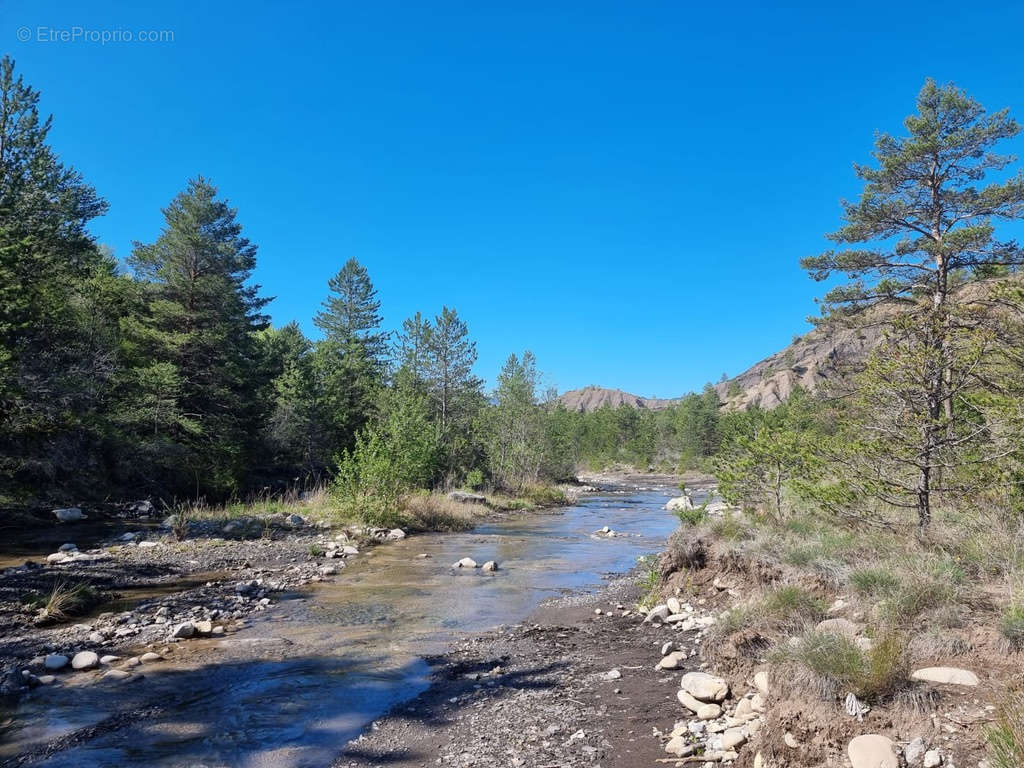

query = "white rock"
[
  {"left": 753, "top": 669, "right": 769, "bottom": 696},
  {"left": 904, "top": 737, "right": 926, "bottom": 765},
  {"left": 194, "top": 620, "right": 213, "bottom": 635},
  {"left": 342, "top": 545, "right": 359, "bottom": 555},
  {"left": 37, "top": 674, "right": 56, "bottom": 685},
  {"left": 911, "top": 666, "right": 979, "bottom": 686},
  {"left": 47, "top": 552, "right": 72, "bottom": 564},
  {"left": 99, "top": 655, "right": 119, "bottom": 665},
  {"left": 387, "top": 528, "right": 406, "bottom": 540},
  {"left": 677, "top": 689, "right": 703, "bottom": 713},
  {"left": 664, "top": 736, "right": 695, "bottom": 757},
  {"left": 848, "top": 734, "right": 898, "bottom": 768},
  {"left": 656, "top": 651, "right": 687, "bottom": 670},
  {"left": 482, "top": 561, "right": 498, "bottom": 572},
  {"left": 923, "top": 750, "right": 942, "bottom": 768},
  {"left": 644, "top": 604, "right": 670, "bottom": 623},
  {"left": 171, "top": 622, "right": 195, "bottom": 639},
  {"left": 667, "top": 596, "right": 682, "bottom": 614},
  {"left": 816, "top": 617, "right": 861, "bottom": 637},
  {"left": 666, "top": 496, "right": 693, "bottom": 511},
  {"left": 696, "top": 703, "right": 722, "bottom": 720},
  {"left": 71, "top": 651, "right": 99, "bottom": 670},
  {"left": 452, "top": 557, "right": 478, "bottom": 569},
  {"left": 679, "top": 671, "right": 728, "bottom": 702},
  {"left": 139, "top": 652, "right": 162, "bottom": 663},
  {"left": 721, "top": 728, "right": 747, "bottom": 749},
  {"left": 44, "top": 654, "right": 69, "bottom": 671},
  {"left": 660, "top": 641, "right": 676, "bottom": 656},
  {"left": 103, "top": 669, "right": 131, "bottom": 680},
  {"left": 54, "top": 508, "right": 86, "bottom": 522},
  {"left": 600, "top": 669, "right": 622, "bottom": 681}
]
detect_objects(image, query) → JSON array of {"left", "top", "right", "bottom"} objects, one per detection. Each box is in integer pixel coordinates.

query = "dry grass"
[
  {"left": 26, "top": 580, "right": 98, "bottom": 623},
  {"left": 988, "top": 691, "right": 1024, "bottom": 768},
  {"left": 400, "top": 492, "right": 479, "bottom": 532}
]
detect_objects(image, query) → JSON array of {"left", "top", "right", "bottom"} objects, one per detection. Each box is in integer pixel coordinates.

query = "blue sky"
[{"left": 5, "top": 1, "right": 1024, "bottom": 396}]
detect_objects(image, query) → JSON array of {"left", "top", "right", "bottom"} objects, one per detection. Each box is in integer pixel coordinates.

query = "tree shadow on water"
[{"left": 1, "top": 649, "right": 564, "bottom": 768}]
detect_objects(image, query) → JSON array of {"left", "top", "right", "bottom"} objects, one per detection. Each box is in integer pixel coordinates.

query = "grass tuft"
[
  {"left": 850, "top": 566, "right": 899, "bottom": 597},
  {"left": 1000, "top": 604, "right": 1024, "bottom": 651},
  {"left": 988, "top": 692, "right": 1024, "bottom": 768}
]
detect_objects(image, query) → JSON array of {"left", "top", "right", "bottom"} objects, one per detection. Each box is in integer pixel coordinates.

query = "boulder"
[
  {"left": 848, "top": 735, "right": 898, "bottom": 768},
  {"left": 284, "top": 514, "right": 305, "bottom": 529},
  {"left": 481, "top": 561, "right": 499, "bottom": 572},
  {"left": 448, "top": 491, "right": 487, "bottom": 504},
  {"left": 47, "top": 552, "right": 72, "bottom": 564},
  {"left": 680, "top": 671, "right": 728, "bottom": 702},
  {"left": 387, "top": 529, "right": 406, "bottom": 540},
  {"left": 44, "top": 654, "right": 69, "bottom": 671},
  {"left": 171, "top": 621, "right": 195, "bottom": 639},
  {"left": 666, "top": 596, "right": 682, "bottom": 614},
  {"left": 910, "top": 666, "right": 979, "bottom": 686},
  {"left": 676, "top": 689, "right": 704, "bottom": 713},
  {"left": 54, "top": 508, "right": 86, "bottom": 522},
  {"left": 71, "top": 651, "right": 99, "bottom": 670},
  {"left": 664, "top": 736, "right": 695, "bottom": 757},
  {"left": 721, "top": 729, "right": 747, "bottom": 749},
  {"left": 342, "top": 545, "right": 359, "bottom": 556},
  {"left": 99, "top": 655, "right": 120, "bottom": 665},
  {"left": 923, "top": 750, "right": 942, "bottom": 768},
  {"left": 452, "top": 557, "right": 478, "bottom": 569},
  {"left": 194, "top": 620, "right": 213, "bottom": 635}
]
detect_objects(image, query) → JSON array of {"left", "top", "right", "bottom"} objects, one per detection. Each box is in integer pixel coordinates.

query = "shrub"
[
  {"left": 775, "top": 629, "right": 909, "bottom": 703},
  {"left": 309, "top": 544, "right": 325, "bottom": 557},
  {"left": 1000, "top": 604, "right": 1024, "bottom": 651},
  {"left": 710, "top": 514, "right": 750, "bottom": 542},
  {"left": 464, "top": 469, "right": 485, "bottom": 490},
  {"left": 674, "top": 505, "right": 707, "bottom": 527},
  {"left": 850, "top": 566, "right": 899, "bottom": 597},
  {"left": 401, "top": 493, "right": 476, "bottom": 532},
  {"left": 882, "top": 560, "right": 964, "bottom": 624}
]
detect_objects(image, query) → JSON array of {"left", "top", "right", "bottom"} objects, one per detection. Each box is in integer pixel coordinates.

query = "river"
[{"left": 2, "top": 480, "right": 684, "bottom": 768}]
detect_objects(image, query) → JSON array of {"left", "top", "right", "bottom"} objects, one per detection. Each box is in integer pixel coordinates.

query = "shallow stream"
[{"left": 2, "top": 481, "right": 686, "bottom": 767}]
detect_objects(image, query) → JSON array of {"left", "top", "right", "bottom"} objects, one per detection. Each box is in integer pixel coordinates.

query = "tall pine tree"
[{"left": 124, "top": 177, "right": 269, "bottom": 496}]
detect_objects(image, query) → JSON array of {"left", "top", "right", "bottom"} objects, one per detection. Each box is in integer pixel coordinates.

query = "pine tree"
[
  {"left": 802, "top": 79, "right": 1024, "bottom": 527},
  {"left": 423, "top": 307, "right": 484, "bottom": 482},
  {"left": 125, "top": 177, "right": 269, "bottom": 495},
  {"left": 0, "top": 55, "right": 116, "bottom": 495},
  {"left": 487, "top": 351, "right": 543, "bottom": 490},
  {"left": 314, "top": 258, "right": 388, "bottom": 368}
]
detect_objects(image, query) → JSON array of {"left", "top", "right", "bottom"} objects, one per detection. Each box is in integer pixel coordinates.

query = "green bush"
[
  {"left": 762, "top": 585, "right": 826, "bottom": 624},
  {"left": 464, "top": 469, "right": 485, "bottom": 490},
  {"left": 674, "top": 504, "right": 707, "bottom": 526}
]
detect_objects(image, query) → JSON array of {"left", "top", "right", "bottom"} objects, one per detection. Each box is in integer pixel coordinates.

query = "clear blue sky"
[{"left": 5, "top": 1, "right": 1024, "bottom": 396}]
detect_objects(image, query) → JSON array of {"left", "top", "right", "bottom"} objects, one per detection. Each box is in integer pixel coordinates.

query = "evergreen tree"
[
  {"left": 487, "top": 351, "right": 543, "bottom": 489},
  {"left": 802, "top": 79, "right": 1024, "bottom": 527},
  {"left": 313, "top": 259, "right": 387, "bottom": 456},
  {"left": 422, "top": 307, "right": 484, "bottom": 482},
  {"left": 394, "top": 311, "right": 432, "bottom": 383},
  {"left": 0, "top": 55, "right": 116, "bottom": 495},
  {"left": 125, "top": 177, "right": 269, "bottom": 495}
]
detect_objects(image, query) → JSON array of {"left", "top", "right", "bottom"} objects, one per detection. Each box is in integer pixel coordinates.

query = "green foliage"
[
  {"left": 673, "top": 504, "right": 707, "bottom": 527},
  {"left": 849, "top": 567, "right": 899, "bottom": 597},
  {"left": 776, "top": 629, "right": 908, "bottom": 702},
  {"left": 464, "top": 468, "right": 484, "bottom": 490}
]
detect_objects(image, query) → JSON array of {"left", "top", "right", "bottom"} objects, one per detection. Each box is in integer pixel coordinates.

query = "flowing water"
[{"left": 1, "top": 482, "right": 687, "bottom": 768}]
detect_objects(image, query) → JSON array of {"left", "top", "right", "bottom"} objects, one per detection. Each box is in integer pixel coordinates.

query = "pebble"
[
  {"left": 44, "top": 654, "right": 69, "bottom": 671},
  {"left": 848, "top": 734, "right": 898, "bottom": 768}
]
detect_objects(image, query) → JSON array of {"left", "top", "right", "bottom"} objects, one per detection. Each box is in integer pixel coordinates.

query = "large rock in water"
[
  {"left": 666, "top": 496, "right": 693, "bottom": 512},
  {"left": 54, "top": 508, "right": 86, "bottom": 522},
  {"left": 452, "top": 557, "right": 478, "bottom": 569},
  {"left": 679, "top": 671, "right": 728, "bottom": 702},
  {"left": 848, "top": 735, "right": 898, "bottom": 768}
]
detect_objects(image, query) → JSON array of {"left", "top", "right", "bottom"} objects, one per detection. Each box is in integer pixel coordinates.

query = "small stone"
[
  {"left": 194, "top": 620, "right": 213, "bottom": 635},
  {"left": 783, "top": 732, "right": 799, "bottom": 748},
  {"left": 387, "top": 528, "right": 406, "bottom": 540},
  {"left": 667, "top": 596, "right": 682, "bottom": 613},
  {"left": 139, "top": 652, "right": 162, "bottom": 663},
  {"left": 103, "top": 669, "right": 131, "bottom": 681},
  {"left": 644, "top": 604, "right": 670, "bottom": 623},
  {"left": 59, "top": 542, "right": 78, "bottom": 552},
  {"left": 848, "top": 734, "right": 898, "bottom": 768},
  {"left": 284, "top": 514, "right": 305, "bottom": 528},
  {"left": 99, "top": 655, "right": 119, "bottom": 665},
  {"left": 44, "top": 654, "right": 69, "bottom": 671},
  {"left": 88, "top": 631, "right": 105, "bottom": 644},
  {"left": 481, "top": 561, "right": 498, "bottom": 572},
  {"left": 600, "top": 669, "right": 622, "bottom": 681},
  {"left": 452, "top": 557, "right": 478, "bottom": 569},
  {"left": 664, "top": 736, "right": 695, "bottom": 757},
  {"left": 816, "top": 617, "right": 861, "bottom": 637},
  {"left": 171, "top": 622, "right": 195, "bottom": 639},
  {"left": 37, "top": 675, "right": 56, "bottom": 685},
  {"left": 923, "top": 750, "right": 942, "bottom": 768},
  {"left": 54, "top": 507, "right": 87, "bottom": 522},
  {"left": 71, "top": 651, "right": 99, "bottom": 670}
]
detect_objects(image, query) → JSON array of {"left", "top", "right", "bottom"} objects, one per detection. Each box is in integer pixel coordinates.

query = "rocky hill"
[
  {"left": 713, "top": 322, "right": 882, "bottom": 410},
  {"left": 557, "top": 386, "right": 681, "bottom": 413}
]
